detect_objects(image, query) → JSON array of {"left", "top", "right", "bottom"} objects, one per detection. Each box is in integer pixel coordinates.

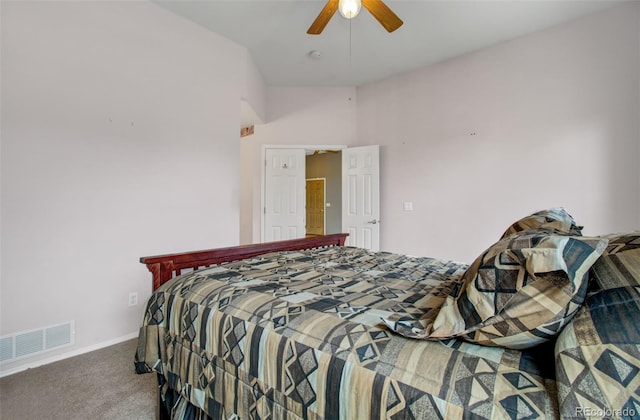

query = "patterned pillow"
[
  {"left": 500, "top": 208, "right": 583, "bottom": 239},
  {"left": 554, "top": 232, "right": 640, "bottom": 417},
  {"left": 597, "top": 231, "right": 640, "bottom": 257},
  {"left": 429, "top": 230, "right": 608, "bottom": 349}
]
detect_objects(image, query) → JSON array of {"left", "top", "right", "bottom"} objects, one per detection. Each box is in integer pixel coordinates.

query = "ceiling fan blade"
[
  {"left": 307, "top": 0, "right": 339, "bottom": 35},
  {"left": 362, "top": 0, "right": 403, "bottom": 33}
]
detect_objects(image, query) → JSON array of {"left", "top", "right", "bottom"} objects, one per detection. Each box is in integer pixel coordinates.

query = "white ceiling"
[{"left": 155, "top": 0, "right": 623, "bottom": 87}]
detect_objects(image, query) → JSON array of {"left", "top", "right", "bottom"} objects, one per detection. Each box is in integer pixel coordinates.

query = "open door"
[
  {"left": 342, "top": 145, "right": 380, "bottom": 251},
  {"left": 263, "top": 148, "right": 306, "bottom": 241}
]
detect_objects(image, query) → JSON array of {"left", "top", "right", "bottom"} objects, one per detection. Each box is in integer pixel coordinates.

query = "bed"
[{"left": 135, "top": 211, "right": 640, "bottom": 419}]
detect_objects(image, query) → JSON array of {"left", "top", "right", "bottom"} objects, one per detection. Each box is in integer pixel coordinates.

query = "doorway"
[
  {"left": 305, "top": 149, "right": 342, "bottom": 237},
  {"left": 262, "top": 145, "right": 380, "bottom": 251}
]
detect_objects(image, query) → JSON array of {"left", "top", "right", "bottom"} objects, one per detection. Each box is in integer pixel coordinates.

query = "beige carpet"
[{"left": 0, "top": 338, "right": 157, "bottom": 420}]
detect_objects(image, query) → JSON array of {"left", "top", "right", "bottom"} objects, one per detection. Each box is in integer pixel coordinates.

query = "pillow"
[
  {"left": 554, "top": 232, "right": 640, "bottom": 417},
  {"left": 500, "top": 208, "right": 583, "bottom": 239},
  {"left": 588, "top": 231, "right": 640, "bottom": 293},
  {"left": 429, "top": 230, "right": 608, "bottom": 349},
  {"left": 598, "top": 231, "right": 640, "bottom": 257}
]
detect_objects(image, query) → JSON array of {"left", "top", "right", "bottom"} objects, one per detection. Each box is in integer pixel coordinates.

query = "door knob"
[{"left": 367, "top": 219, "right": 380, "bottom": 224}]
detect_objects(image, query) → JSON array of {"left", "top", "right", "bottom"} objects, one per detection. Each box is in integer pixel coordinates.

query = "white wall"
[
  {"left": 241, "top": 50, "right": 267, "bottom": 125},
  {"left": 1, "top": 1, "right": 246, "bottom": 374},
  {"left": 239, "top": 86, "right": 358, "bottom": 243},
  {"left": 357, "top": 3, "right": 640, "bottom": 263}
]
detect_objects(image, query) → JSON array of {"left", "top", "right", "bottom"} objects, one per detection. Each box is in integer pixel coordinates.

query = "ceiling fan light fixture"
[
  {"left": 338, "top": 0, "right": 362, "bottom": 19},
  {"left": 307, "top": 0, "right": 402, "bottom": 35}
]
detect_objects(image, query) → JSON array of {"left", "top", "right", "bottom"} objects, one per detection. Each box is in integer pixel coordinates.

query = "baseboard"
[{"left": 0, "top": 332, "right": 139, "bottom": 378}]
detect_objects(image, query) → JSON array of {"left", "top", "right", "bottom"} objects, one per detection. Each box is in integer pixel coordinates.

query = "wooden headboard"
[{"left": 140, "top": 233, "right": 349, "bottom": 290}]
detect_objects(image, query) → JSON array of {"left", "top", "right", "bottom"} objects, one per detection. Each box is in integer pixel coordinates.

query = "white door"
[
  {"left": 342, "top": 145, "right": 380, "bottom": 251},
  {"left": 264, "top": 148, "right": 306, "bottom": 241}
]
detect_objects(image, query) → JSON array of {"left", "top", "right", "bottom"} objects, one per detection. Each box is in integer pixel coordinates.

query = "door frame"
[{"left": 261, "top": 145, "right": 347, "bottom": 242}]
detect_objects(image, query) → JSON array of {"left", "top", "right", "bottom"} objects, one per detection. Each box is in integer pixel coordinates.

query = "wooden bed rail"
[{"left": 140, "top": 233, "right": 349, "bottom": 290}]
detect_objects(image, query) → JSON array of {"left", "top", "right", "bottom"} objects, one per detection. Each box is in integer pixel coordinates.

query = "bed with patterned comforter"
[{"left": 135, "top": 209, "right": 640, "bottom": 420}]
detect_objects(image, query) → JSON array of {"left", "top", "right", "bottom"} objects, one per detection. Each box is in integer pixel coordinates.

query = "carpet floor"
[{"left": 0, "top": 338, "right": 157, "bottom": 419}]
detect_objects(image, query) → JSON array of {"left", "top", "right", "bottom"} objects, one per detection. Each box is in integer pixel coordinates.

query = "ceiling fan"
[{"left": 307, "top": 0, "right": 403, "bottom": 35}]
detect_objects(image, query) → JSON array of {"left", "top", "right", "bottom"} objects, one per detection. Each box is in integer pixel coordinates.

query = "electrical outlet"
[{"left": 128, "top": 292, "right": 138, "bottom": 307}]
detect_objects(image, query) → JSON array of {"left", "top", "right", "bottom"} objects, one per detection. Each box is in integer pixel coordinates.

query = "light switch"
[
  {"left": 326, "top": 203, "right": 331, "bottom": 207},
  {"left": 403, "top": 201, "right": 413, "bottom": 211}
]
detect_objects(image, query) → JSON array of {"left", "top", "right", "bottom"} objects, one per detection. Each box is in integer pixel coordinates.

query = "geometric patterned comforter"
[{"left": 135, "top": 246, "right": 560, "bottom": 419}]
